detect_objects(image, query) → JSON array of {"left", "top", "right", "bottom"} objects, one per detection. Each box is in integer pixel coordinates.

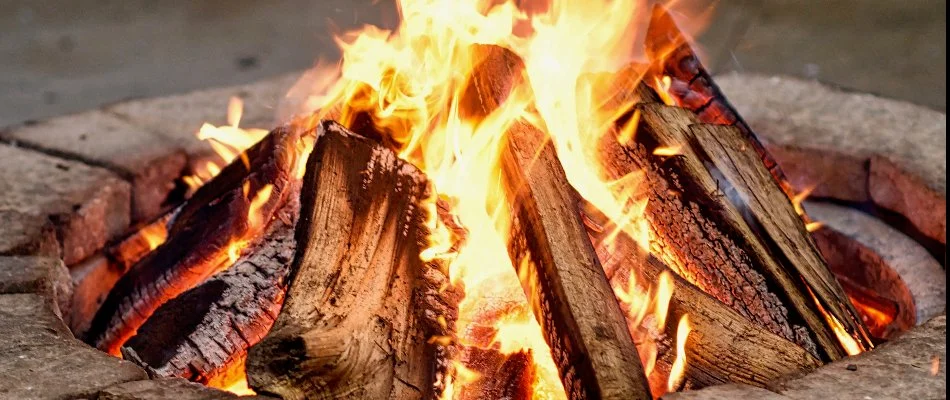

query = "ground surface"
[{"left": 0, "top": 0, "right": 945, "bottom": 128}]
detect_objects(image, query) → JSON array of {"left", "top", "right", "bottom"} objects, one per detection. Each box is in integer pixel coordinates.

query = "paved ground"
[{"left": 0, "top": 0, "right": 944, "bottom": 128}]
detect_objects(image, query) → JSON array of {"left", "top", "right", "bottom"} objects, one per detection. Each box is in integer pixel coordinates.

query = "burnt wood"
[
  {"left": 121, "top": 209, "right": 298, "bottom": 388},
  {"left": 246, "top": 121, "right": 458, "bottom": 400},
  {"left": 585, "top": 208, "right": 822, "bottom": 391},
  {"left": 597, "top": 100, "right": 873, "bottom": 360},
  {"left": 501, "top": 122, "right": 653, "bottom": 400},
  {"left": 645, "top": 6, "right": 792, "bottom": 195},
  {"left": 84, "top": 126, "right": 302, "bottom": 355}
]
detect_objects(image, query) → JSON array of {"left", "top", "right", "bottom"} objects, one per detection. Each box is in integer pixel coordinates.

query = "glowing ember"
[{"left": 222, "top": 377, "right": 256, "bottom": 396}]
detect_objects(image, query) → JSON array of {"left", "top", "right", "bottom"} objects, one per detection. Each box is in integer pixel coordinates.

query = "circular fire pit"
[{"left": 0, "top": 72, "right": 944, "bottom": 399}]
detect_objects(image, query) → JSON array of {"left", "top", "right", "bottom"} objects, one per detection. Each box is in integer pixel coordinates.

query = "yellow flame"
[
  {"left": 805, "top": 221, "right": 824, "bottom": 232},
  {"left": 667, "top": 314, "right": 691, "bottom": 391},
  {"left": 138, "top": 223, "right": 168, "bottom": 251},
  {"left": 652, "top": 145, "right": 681, "bottom": 157},
  {"left": 222, "top": 378, "right": 256, "bottom": 396},
  {"left": 808, "top": 288, "right": 866, "bottom": 356},
  {"left": 654, "top": 75, "right": 676, "bottom": 106}
]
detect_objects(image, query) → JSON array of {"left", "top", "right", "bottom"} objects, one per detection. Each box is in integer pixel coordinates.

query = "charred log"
[
  {"left": 246, "top": 121, "right": 458, "bottom": 400},
  {"left": 644, "top": 5, "right": 792, "bottom": 194},
  {"left": 598, "top": 100, "right": 873, "bottom": 360},
  {"left": 84, "top": 126, "right": 303, "bottom": 355},
  {"left": 585, "top": 208, "right": 822, "bottom": 391},
  {"left": 121, "top": 209, "right": 298, "bottom": 388}
]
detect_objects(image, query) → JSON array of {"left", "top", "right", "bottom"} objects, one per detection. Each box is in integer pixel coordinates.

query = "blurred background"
[{"left": 0, "top": 0, "right": 945, "bottom": 128}]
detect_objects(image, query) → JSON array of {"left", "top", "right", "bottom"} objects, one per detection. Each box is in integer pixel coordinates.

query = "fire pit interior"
[{"left": 0, "top": 1, "right": 945, "bottom": 399}]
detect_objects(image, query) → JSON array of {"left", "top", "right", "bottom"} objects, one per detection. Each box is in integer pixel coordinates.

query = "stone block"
[
  {"left": 0, "top": 144, "right": 131, "bottom": 265},
  {"left": 2, "top": 111, "right": 187, "bottom": 221},
  {"left": 0, "top": 293, "right": 147, "bottom": 399},
  {"left": 97, "top": 378, "right": 240, "bottom": 400},
  {"left": 107, "top": 73, "right": 299, "bottom": 161},
  {"left": 0, "top": 256, "right": 73, "bottom": 319}
]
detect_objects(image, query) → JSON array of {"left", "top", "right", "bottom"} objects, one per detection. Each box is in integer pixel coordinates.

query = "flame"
[
  {"left": 222, "top": 377, "right": 256, "bottom": 396},
  {"left": 138, "top": 223, "right": 168, "bottom": 251},
  {"left": 805, "top": 221, "right": 824, "bottom": 232},
  {"left": 791, "top": 186, "right": 815, "bottom": 217},
  {"left": 653, "top": 75, "right": 677, "bottom": 106},
  {"left": 667, "top": 314, "right": 691, "bottom": 392},
  {"left": 808, "top": 287, "right": 867, "bottom": 356},
  {"left": 652, "top": 145, "right": 681, "bottom": 157},
  {"left": 184, "top": 96, "right": 270, "bottom": 194}
]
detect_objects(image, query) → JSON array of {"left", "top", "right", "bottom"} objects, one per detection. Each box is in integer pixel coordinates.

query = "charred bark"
[
  {"left": 597, "top": 101, "right": 873, "bottom": 360},
  {"left": 246, "top": 121, "right": 458, "bottom": 400},
  {"left": 121, "top": 209, "right": 298, "bottom": 388},
  {"left": 585, "top": 208, "right": 822, "bottom": 391},
  {"left": 84, "top": 126, "right": 303, "bottom": 355}
]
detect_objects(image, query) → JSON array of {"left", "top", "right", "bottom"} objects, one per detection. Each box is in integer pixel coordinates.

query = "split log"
[
  {"left": 644, "top": 6, "right": 792, "bottom": 194},
  {"left": 246, "top": 121, "right": 458, "bottom": 400},
  {"left": 584, "top": 207, "right": 822, "bottom": 391},
  {"left": 597, "top": 101, "right": 873, "bottom": 360},
  {"left": 501, "top": 121, "right": 653, "bottom": 399},
  {"left": 121, "top": 209, "right": 298, "bottom": 388},
  {"left": 84, "top": 125, "right": 303, "bottom": 355}
]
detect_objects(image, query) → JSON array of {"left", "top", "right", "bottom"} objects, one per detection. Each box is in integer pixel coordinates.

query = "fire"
[
  {"left": 266, "top": 0, "right": 708, "bottom": 398},
  {"left": 667, "top": 315, "right": 691, "bottom": 391},
  {"left": 138, "top": 223, "right": 168, "bottom": 251},
  {"left": 184, "top": 97, "right": 270, "bottom": 194},
  {"left": 808, "top": 288, "right": 868, "bottom": 356},
  {"left": 222, "top": 378, "right": 256, "bottom": 396}
]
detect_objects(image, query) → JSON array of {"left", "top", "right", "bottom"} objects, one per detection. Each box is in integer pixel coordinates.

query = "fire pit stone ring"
[{"left": 0, "top": 72, "right": 944, "bottom": 399}]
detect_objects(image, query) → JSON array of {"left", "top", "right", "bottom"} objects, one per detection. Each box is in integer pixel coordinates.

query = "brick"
[
  {"left": 0, "top": 257, "right": 73, "bottom": 319},
  {"left": 0, "top": 210, "right": 58, "bottom": 259},
  {"left": 0, "top": 294, "right": 147, "bottom": 399},
  {"left": 2, "top": 110, "right": 187, "bottom": 222},
  {"left": 0, "top": 144, "right": 130, "bottom": 265}
]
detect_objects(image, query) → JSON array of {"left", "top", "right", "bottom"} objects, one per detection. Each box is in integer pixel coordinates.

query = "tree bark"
[
  {"left": 246, "top": 121, "right": 458, "bottom": 400},
  {"left": 501, "top": 121, "right": 653, "bottom": 399},
  {"left": 585, "top": 208, "right": 822, "bottom": 391},
  {"left": 597, "top": 101, "right": 873, "bottom": 361},
  {"left": 84, "top": 125, "right": 302, "bottom": 355}
]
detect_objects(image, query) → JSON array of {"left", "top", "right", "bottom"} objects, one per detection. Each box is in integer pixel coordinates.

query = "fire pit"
[{"left": 0, "top": 2, "right": 944, "bottom": 400}]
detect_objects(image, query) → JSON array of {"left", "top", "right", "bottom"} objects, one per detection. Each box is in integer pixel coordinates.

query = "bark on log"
[
  {"left": 645, "top": 6, "right": 792, "bottom": 195},
  {"left": 121, "top": 209, "right": 298, "bottom": 388},
  {"left": 585, "top": 209, "right": 822, "bottom": 391},
  {"left": 501, "top": 121, "right": 653, "bottom": 399},
  {"left": 84, "top": 125, "right": 303, "bottom": 355},
  {"left": 597, "top": 102, "right": 872, "bottom": 361},
  {"left": 246, "top": 121, "right": 458, "bottom": 400}
]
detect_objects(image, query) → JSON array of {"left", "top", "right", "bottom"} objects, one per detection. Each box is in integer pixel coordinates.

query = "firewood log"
[
  {"left": 585, "top": 207, "right": 822, "bottom": 391},
  {"left": 463, "top": 43, "right": 652, "bottom": 399},
  {"left": 501, "top": 121, "right": 653, "bottom": 399},
  {"left": 84, "top": 126, "right": 303, "bottom": 355},
  {"left": 644, "top": 5, "right": 791, "bottom": 194},
  {"left": 246, "top": 121, "right": 458, "bottom": 400},
  {"left": 121, "top": 206, "right": 298, "bottom": 388},
  {"left": 597, "top": 101, "right": 873, "bottom": 360}
]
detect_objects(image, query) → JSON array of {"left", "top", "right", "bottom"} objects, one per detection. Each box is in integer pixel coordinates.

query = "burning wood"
[
  {"left": 246, "top": 121, "right": 459, "bottom": 399},
  {"left": 501, "top": 121, "right": 652, "bottom": 399},
  {"left": 83, "top": 126, "right": 302, "bottom": 355},
  {"left": 121, "top": 213, "right": 298, "bottom": 388},
  {"left": 597, "top": 98, "right": 874, "bottom": 361},
  {"left": 586, "top": 208, "right": 822, "bottom": 391}
]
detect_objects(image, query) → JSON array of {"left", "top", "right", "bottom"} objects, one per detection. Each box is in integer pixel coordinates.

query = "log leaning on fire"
[
  {"left": 83, "top": 125, "right": 301, "bottom": 355},
  {"left": 644, "top": 5, "right": 792, "bottom": 193},
  {"left": 598, "top": 98, "right": 874, "bottom": 360},
  {"left": 587, "top": 210, "right": 822, "bottom": 390},
  {"left": 501, "top": 122, "right": 654, "bottom": 399},
  {"left": 121, "top": 212, "right": 298, "bottom": 387},
  {"left": 246, "top": 121, "right": 459, "bottom": 400}
]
